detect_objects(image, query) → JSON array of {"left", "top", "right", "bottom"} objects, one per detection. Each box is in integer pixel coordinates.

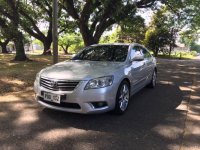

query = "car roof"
[
  {"left": 91, "top": 43, "right": 145, "bottom": 48},
  {"left": 91, "top": 43, "right": 131, "bottom": 46}
]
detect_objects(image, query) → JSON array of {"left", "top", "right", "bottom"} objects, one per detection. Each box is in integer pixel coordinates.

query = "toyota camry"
[{"left": 34, "top": 43, "right": 157, "bottom": 114}]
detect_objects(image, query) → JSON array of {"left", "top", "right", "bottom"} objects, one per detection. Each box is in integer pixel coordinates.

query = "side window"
[
  {"left": 131, "top": 46, "right": 142, "bottom": 59},
  {"left": 141, "top": 47, "right": 151, "bottom": 58}
]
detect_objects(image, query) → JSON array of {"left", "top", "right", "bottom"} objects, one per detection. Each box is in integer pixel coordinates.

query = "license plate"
[{"left": 43, "top": 92, "right": 60, "bottom": 104}]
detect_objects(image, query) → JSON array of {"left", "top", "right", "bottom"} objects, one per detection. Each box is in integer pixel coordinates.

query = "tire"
[
  {"left": 114, "top": 80, "right": 130, "bottom": 115},
  {"left": 147, "top": 70, "right": 157, "bottom": 88}
]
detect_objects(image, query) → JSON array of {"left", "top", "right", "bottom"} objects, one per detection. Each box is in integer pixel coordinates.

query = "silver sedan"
[{"left": 34, "top": 43, "right": 157, "bottom": 114}]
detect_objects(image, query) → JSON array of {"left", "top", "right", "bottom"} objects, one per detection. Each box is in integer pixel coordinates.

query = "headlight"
[{"left": 85, "top": 76, "right": 114, "bottom": 90}]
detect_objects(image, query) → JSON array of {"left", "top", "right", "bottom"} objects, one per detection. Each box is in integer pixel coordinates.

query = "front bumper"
[{"left": 34, "top": 80, "right": 118, "bottom": 114}]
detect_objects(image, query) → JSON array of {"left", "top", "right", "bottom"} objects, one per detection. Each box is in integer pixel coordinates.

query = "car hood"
[{"left": 40, "top": 60, "right": 125, "bottom": 80}]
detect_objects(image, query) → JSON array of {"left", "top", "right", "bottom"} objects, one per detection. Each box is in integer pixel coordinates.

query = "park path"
[
  {"left": 0, "top": 59, "right": 200, "bottom": 150},
  {"left": 180, "top": 59, "right": 200, "bottom": 150}
]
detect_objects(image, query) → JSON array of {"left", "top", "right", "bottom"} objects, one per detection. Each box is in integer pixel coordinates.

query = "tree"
[
  {"left": 0, "top": 26, "right": 10, "bottom": 53},
  {"left": 100, "top": 27, "right": 121, "bottom": 44},
  {"left": 19, "top": 0, "right": 75, "bottom": 55},
  {"left": 18, "top": 0, "right": 53, "bottom": 55},
  {"left": 144, "top": 7, "right": 178, "bottom": 56},
  {"left": 118, "top": 16, "right": 146, "bottom": 43},
  {"left": 179, "top": 30, "right": 199, "bottom": 50},
  {"left": 58, "top": 33, "right": 82, "bottom": 54},
  {"left": 62, "top": 0, "right": 159, "bottom": 46},
  {"left": 169, "top": 0, "right": 200, "bottom": 30},
  {"left": 144, "top": 28, "right": 172, "bottom": 56},
  {"left": 0, "top": 0, "right": 28, "bottom": 61}
]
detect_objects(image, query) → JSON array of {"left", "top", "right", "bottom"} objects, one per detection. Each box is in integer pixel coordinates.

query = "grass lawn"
[
  {"left": 0, "top": 54, "right": 70, "bottom": 95},
  {"left": 0, "top": 52, "right": 195, "bottom": 96},
  {"left": 157, "top": 53, "right": 195, "bottom": 59}
]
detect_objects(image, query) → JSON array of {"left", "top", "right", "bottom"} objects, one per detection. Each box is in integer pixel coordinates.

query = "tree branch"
[
  {"left": 135, "top": 0, "right": 157, "bottom": 8},
  {"left": 19, "top": 10, "right": 46, "bottom": 39},
  {"left": 63, "top": 0, "right": 79, "bottom": 20}
]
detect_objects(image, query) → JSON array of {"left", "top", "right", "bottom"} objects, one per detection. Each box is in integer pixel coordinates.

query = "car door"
[
  {"left": 140, "top": 47, "right": 154, "bottom": 82},
  {"left": 130, "top": 46, "right": 147, "bottom": 93}
]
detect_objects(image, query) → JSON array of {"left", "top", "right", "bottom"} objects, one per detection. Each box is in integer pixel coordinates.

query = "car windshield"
[{"left": 72, "top": 45, "right": 129, "bottom": 62}]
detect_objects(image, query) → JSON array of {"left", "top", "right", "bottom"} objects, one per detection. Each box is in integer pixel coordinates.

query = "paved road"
[{"left": 0, "top": 59, "right": 200, "bottom": 150}]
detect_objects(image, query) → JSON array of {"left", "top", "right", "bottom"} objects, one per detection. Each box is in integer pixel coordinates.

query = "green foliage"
[
  {"left": 179, "top": 30, "right": 199, "bottom": 50},
  {"left": 32, "top": 39, "right": 43, "bottom": 47},
  {"left": 58, "top": 33, "right": 83, "bottom": 54},
  {"left": 118, "top": 16, "right": 146, "bottom": 43},
  {"left": 190, "top": 43, "right": 200, "bottom": 52},
  {"left": 144, "top": 28, "right": 171, "bottom": 55},
  {"left": 144, "top": 7, "right": 177, "bottom": 56},
  {"left": 100, "top": 27, "right": 121, "bottom": 44},
  {"left": 62, "top": 0, "right": 159, "bottom": 46},
  {"left": 190, "top": 50, "right": 198, "bottom": 56}
]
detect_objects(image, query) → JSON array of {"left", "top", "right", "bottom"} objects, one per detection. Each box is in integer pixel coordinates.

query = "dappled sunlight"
[
  {"left": 177, "top": 64, "right": 185, "bottom": 67},
  {"left": 0, "top": 56, "right": 200, "bottom": 149},
  {"left": 7, "top": 62, "right": 19, "bottom": 66},
  {"left": 36, "top": 128, "right": 88, "bottom": 142},
  {"left": 171, "top": 75, "right": 180, "bottom": 79},
  {"left": 14, "top": 109, "right": 39, "bottom": 126},
  {"left": 73, "top": 142, "right": 95, "bottom": 150},
  {"left": 192, "top": 86, "right": 200, "bottom": 91},
  {"left": 1, "top": 78, "right": 25, "bottom": 85},
  {"left": 159, "top": 80, "right": 174, "bottom": 85},
  {"left": 0, "top": 90, "right": 34, "bottom": 102},
  {"left": 190, "top": 95, "right": 200, "bottom": 100},
  {"left": 176, "top": 102, "right": 188, "bottom": 111},
  {"left": 153, "top": 125, "right": 182, "bottom": 140},
  {"left": 179, "top": 86, "right": 194, "bottom": 92},
  {"left": 167, "top": 144, "right": 180, "bottom": 150},
  {"left": 187, "top": 114, "right": 200, "bottom": 122},
  {"left": 0, "top": 54, "right": 68, "bottom": 95},
  {"left": 0, "top": 112, "right": 7, "bottom": 118}
]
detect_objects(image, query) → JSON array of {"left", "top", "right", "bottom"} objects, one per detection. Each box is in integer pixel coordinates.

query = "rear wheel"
[
  {"left": 114, "top": 80, "right": 130, "bottom": 114},
  {"left": 147, "top": 70, "right": 157, "bottom": 88}
]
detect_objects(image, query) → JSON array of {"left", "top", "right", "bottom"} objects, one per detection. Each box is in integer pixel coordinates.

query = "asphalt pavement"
[{"left": 0, "top": 58, "right": 200, "bottom": 150}]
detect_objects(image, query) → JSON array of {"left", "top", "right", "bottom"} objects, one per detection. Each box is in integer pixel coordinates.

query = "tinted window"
[
  {"left": 131, "top": 46, "right": 143, "bottom": 59},
  {"left": 73, "top": 45, "right": 129, "bottom": 62},
  {"left": 141, "top": 47, "right": 151, "bottom": 58}
]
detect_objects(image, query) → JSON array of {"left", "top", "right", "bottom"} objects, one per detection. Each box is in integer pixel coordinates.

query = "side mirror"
[{"left": 131, "top": 51, "right": 144, "bottom": 61}]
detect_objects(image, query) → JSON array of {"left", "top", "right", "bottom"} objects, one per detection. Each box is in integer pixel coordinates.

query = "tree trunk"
[
  {"left": 1, "top": 44, "right": 8, "bottom": 53},
  {"left": 169, "top": 44, "right": 172, "bottom": 58},
  {"left": 14, "top": 32, "right": 28, "bottom": 61},
  {"left": 0, "top": 39, "right": 10, "bottom": 53},
  {"left": 42, "top": 40, "right": 52, "bottom": 55},
  {"left": 1, "top": 43, "right": 8, "bottom": 53},
  {"left": 81, "top": 31, "right": 97, "bottom": 46},
  {"left": 61, "top": 45, "right": 69, "bottom": 54},
  {"left": 154, "top": 47, "right": 159, "bottom": 57},
  {"left": 7, "top": 1, "right": 28, "bottom": 61},
  {"left": 79, "top": 23, "right": 97, "bottom": 46}
]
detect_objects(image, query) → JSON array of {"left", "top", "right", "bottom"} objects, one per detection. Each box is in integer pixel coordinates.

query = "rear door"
[
  {"left": 140, "top": 47, "right": 154, "bottom": 82},
  {"left": 130, "top": 46, "right": 146, "bottom": 93}
]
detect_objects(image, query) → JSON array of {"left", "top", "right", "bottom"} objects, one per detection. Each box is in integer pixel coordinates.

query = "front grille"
[{"left": 40, "top": 77, "right": 80, "bottom": 91}]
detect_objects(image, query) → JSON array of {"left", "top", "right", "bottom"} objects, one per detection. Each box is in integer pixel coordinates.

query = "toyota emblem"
[{"left": 50, "top": 81, "right": 57, "bottom": 88}]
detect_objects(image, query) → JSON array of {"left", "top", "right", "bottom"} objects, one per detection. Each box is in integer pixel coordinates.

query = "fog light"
[{"left": 91, "top": 102, "right": 107, "bottom": 108}]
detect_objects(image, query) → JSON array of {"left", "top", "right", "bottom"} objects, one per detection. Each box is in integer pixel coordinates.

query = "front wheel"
[
  {"left": 114, "top": 80, "right": 130, "bottom": 115},
  {"left": 147, "top": 70, "right": 157, "bottom": 88}
]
